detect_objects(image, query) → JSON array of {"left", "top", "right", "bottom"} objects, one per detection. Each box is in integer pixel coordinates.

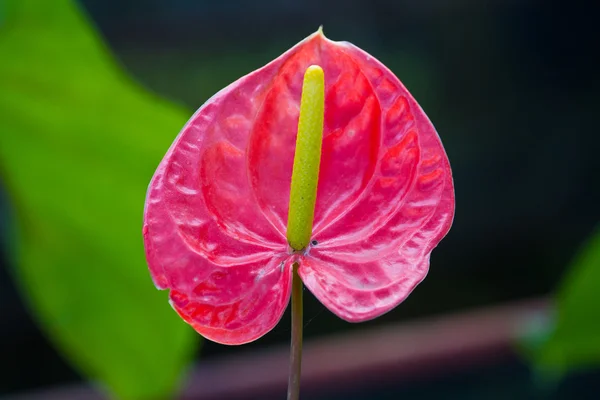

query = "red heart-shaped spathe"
[{"left": 143, "top": 30, "right": 455, "bottom": 345}]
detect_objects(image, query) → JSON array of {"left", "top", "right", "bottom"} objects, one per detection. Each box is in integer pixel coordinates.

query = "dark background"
[{"left": 1, "top": 0, "right": 599, "bottom": 396}]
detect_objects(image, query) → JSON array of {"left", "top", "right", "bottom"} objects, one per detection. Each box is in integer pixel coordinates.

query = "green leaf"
[
  {"left": 533, "top": 225, "right": 600, "bottom": 375},
  {"left": 0, "top": 0, "right": 198, "bottom": 398}
]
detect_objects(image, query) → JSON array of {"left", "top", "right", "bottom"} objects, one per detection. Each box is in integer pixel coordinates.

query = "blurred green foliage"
[
  {"left": 0, "top": 0, "right": 197, "bottom": 398},
  {"left": 527, "top": 226, "right": 600, "bottom": 378}
]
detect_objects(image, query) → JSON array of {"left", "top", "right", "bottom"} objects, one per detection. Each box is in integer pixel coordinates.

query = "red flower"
[{"left": 143, "top": 30, "right": 455, "bottom": 345}]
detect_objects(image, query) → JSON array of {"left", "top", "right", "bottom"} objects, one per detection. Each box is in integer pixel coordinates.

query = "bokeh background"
[{"left": 1, "top": 0, "right": 599, "bottom": 399}]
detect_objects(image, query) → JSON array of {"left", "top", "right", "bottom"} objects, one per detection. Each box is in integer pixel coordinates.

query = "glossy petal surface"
[{"left": 143, "top": 31, "right": 455, "bottom": 344}]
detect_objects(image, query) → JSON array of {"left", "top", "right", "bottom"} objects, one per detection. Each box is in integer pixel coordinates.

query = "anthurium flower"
[{"left": 143, "top": 30, "right": 455, "bottom": 346}]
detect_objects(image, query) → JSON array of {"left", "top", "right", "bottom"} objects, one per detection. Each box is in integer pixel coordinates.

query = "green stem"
[{"left": 287, "top": 263, "right": 303, "bottom": 400}]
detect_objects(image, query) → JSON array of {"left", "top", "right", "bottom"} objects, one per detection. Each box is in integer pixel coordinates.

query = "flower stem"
[{"left": 287, "top": 262, "right": 303, "bottom": 400}]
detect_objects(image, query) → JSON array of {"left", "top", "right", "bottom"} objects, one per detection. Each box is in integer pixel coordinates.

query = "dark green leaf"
[{"left": 533, "top": 225, "right": 600, "bottom": 375}]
